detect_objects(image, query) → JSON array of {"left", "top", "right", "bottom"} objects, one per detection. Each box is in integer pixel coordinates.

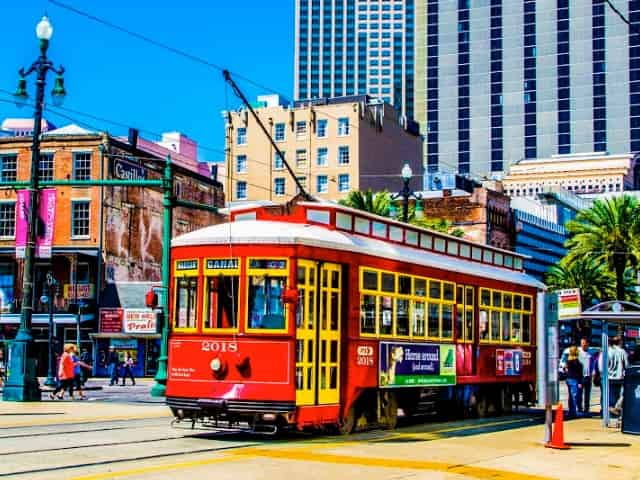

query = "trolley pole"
[{"left": 151, "top": 156, "right": 173, "bottom": 397}]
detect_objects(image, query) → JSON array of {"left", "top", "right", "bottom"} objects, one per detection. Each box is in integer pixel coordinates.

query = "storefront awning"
[
  {"left": 90, "top": 333, "right": 161, "bottom": 339},
  {"left": 0, "top": 313, "right": 95, "bottom": 325}
]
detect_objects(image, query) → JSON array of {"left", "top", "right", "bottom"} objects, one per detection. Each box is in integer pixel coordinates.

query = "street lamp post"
[
  {"left": 390, "top": 162, "right": 423, "bottom": 224},
  {"left": 3, "top": 16, "right": 66, "bottom": 401},
  {"left": 43, "top": 272, "right": 57, "bottom": 388}
]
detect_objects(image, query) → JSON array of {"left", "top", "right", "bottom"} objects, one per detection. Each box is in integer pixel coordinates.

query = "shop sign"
[
  {"left": 64, "top": 284, "right": 95, "bottom": 300},
  {"left": 99, "top": 308, "right": 123, "bottom": 334},
  {"left": 112, "top": 157, "right": 147, "bottom": 180},
  {"left": 110, "top": 338, "right": 138, "bottom": 350},
  {"left": 123, "top": 308, "right": 157, "bottom": 334},
  {"left": 379, "top": 342, "right": 456, "bottom": 388},
  {"left": 496, "top": 349, "right": 524, "bottom": 376}
]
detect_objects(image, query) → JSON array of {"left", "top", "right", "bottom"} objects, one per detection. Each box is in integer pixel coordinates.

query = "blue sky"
[{"left": 1, "top": 1, "right": 294, "bottom": 162}]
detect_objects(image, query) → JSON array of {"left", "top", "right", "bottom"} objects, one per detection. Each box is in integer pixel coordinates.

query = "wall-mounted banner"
[
  {"left": 64, "top": 284, "right": 95, "bottom": 300},
  {"left": 15, "top": 189, "right": 57, "bottom": 259},
  {"left": 379, "top": 342, "right": 456, "bottom": 388},
  {"left": 496, "top": 349, "right": 524, "bottom": 376},
  {"left": 111, "top": 157, "right": 147, "bottom": 181},
  {"left": 123, "top": 308, "right": 157, "bottom": 334},
  {"left": 99, "top": 308, "right": 124, "bottom": 334}
]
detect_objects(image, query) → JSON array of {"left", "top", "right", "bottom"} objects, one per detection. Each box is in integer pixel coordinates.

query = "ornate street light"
[
  {"left": 390, "top": 162, "right": 423, "bottom": 223},
  {"left": 3, "top": 16, "right": 67, "bottom": 402}
]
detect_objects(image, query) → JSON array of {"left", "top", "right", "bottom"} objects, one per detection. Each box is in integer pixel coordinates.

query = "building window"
[
  {"left": 72, "top": 152, "right": 92, "bottom": 181},
  {"left": 274, "top": 151, "right": 285, "bottom": 170},
  {"left": 296, "top": 149, "right": 308, "bottom": 168},
  {"left": 236, "top": 155, "right": 247, "bottom": 173},
  {"left": 39, "top": 153, "right": 54, "bottom": 181},
  {"left": 338, "top": 146, "right": 350, "bottom": 165},
  {"left": 0, "top": 154, "right": 17, "bottom": 182},
  {"left": 317, "top": 119, "right": 328, "bottom": 138},
  {"left": 274, "top": 177, "right": 285, "bottom": 196},
  {"left": 0, "top": 202, "right": 16, "bottom": 238},
  {"left": 338, "top": 117, "right": 350, "bottom": 136},
  {"left": 296, "top": 121, "right": 307, "bottom": 139},
  {"left": 296, "top": 176, "right": 307, "bottom": 194},
  {"left": 317, "top": 175, "right": 328, "bottom": 193},
  {"left": 71, "top": 201, "right": 90, "bottom": 238},
  {"left": 236, "top": 181, "right": 247, "bottom": 200},
  {"left": 338, "top": 173, "right": 350, "bottom": 192},
  {"left": 317, "top": 147, "right": 328, "bottom": 166},
  {"left": 237, "top": 127, "right": 247, "bottom": 145},
  {"left": 275, "top": 123, "right": 286, "bottom": 142}
]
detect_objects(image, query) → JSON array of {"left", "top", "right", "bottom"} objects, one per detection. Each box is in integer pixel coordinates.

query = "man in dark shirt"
[{"left": 107, "top": 346, "right": 120, "bottom": 386}]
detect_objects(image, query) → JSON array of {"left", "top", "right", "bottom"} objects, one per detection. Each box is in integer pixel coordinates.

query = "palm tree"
[
  {"left": 339, "top": 190, "right": 391, "bottom": 216},
  {"left": 545, "top": 257, "right": 615, "bottom": 307},
  {"left": 565, "top": 195, "right": 640, "bottom": 300}
]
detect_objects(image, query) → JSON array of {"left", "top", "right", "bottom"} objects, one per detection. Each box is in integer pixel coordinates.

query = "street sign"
[{"left": 556, "top": 288, "right": 581, "bottom": 319}]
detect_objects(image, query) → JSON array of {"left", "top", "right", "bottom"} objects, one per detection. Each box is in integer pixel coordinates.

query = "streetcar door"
[
  {"left": 295, "top": 260, "right": 317, "bottom": 406},
  {"left": 318, "top": 263, "right": 341, "bottom": 405}
]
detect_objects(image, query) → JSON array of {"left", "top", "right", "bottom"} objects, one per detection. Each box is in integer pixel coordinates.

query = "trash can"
[{"left": 622, "top": 365, "right": 640, "bottom": 435}]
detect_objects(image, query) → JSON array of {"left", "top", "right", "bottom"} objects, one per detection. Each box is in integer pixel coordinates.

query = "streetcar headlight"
[{"left": 210, "top": 357, "right": 222, "bottom": 372}]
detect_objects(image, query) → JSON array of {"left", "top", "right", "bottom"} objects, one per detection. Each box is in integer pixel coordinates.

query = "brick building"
[
  {"left": 421, "top": 181, "right": 513, "bottom": 250},
  {"left": 0, "top": 123, "right": 224, "bottom": 376}
]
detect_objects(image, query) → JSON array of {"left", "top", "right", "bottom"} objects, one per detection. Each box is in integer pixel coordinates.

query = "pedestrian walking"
[
  {"left": 50, "top": 344, "right": 76, "bottom": 400},
  {"left": 578, "top": 337, "right": 594, "bottom": 415},
  {"left": 121, "top": 352, "right": 136, "bottom": 386},
  {"left": 563, "top": 345, "right": 583, "bottom": 418},
  {"left": 107, "top": 346, "right": 119, "bottom": 386},
  {"left": 0, "top": 346, "right": 5, "bottom": 388},
  {"left": 599, "top": 336, "right": 629, "bottom": 410},
  {"left": 80, "top": 348, "right": 91, "bottom": 386},
  {"left": 71, "top": 345, "right": 91, "bottom": 400}
]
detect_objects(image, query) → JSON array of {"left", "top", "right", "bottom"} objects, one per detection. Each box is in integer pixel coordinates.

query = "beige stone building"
[
  {"left": 225, "top": 95, "right": 422, "bottom": 202},
  {"left": 503, "top": 152, "right": 638, "bottom": 197}
]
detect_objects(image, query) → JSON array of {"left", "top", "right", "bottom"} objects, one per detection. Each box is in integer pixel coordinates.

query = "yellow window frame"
[
  {"left": 479, "top": 287, "right": 532, "bottom": 345},
  {"left": 358, "top": 266, "right": 455, "bottom": 341},
  {"left": 245, "top": 257, "right": 290, "bottom": 334},
  {"left": 456, "top": 285, "right": 475, "bottom": 343},
  {"left": 202, "top": 257, "right": 241, "bottom": 333},
  {"left": 173, "top": 259, "right": 200, "bottom": 333}
]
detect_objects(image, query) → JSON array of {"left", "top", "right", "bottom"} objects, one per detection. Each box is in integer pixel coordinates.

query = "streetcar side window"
[
  {"left": 204, "top": 276, "right": 239, "bottom": 330},
  {"left": 248, "top": 276, "right": 286, "bottom": 330},
  {"left": 456, "top": 286, "right": 475, "bottom": 342},
  {"left": 359, "top": 267, "right": 455, "bottom": 340},
  {"left": 174, "top": 277, "right": 198, "bottom": 330},
  {"left": 479, "top": 288, "right": 533, "bottom": 344}
]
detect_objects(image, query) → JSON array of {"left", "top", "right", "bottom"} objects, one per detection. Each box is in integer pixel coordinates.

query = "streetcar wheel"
[
  {"left": 381, "top": 392, "right": 398, "bottom": 430},
  {"left": 339, "top": 405, "right": 356, "bottom": 435}
]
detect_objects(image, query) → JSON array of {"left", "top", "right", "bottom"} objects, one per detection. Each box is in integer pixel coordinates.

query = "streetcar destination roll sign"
[{"left": 379, "top": 342, "right": 456, "bottom": 388}]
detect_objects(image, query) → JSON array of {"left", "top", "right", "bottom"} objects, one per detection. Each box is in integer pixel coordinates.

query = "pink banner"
[
  {"left": 37, "top": 188, "right": 56, "bottom": 258},
  {"left": 14, "top": 189, "right": 56, "bottom": 259},
  {"left": 15, "top": 190, "right": 29, "bottom": 259}
]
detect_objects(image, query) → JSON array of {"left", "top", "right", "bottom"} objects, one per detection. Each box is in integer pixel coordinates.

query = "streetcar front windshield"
[{"left": 248, "top": 275, "right": 286, "bottom": 330}]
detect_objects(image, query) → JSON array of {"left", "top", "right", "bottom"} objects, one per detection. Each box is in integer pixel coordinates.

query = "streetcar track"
[
  {"left": 0, "top": 416, "right": 166, "bottom": 432},
  {"left": 0, "top": 425, "right": 131, "bottom": 440},
  {"left": 0, "top": 442, "right": 260, "bottom": 478},
  {"left": 0, "top": 433, "right": 190, "bottom": 456}
]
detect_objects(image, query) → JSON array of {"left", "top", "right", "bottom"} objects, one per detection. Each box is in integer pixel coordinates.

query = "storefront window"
[
  {"left": 0, "top": 264, "right": 14, "bottom": 313},
  {"left": 204, "top": 276, "right": 239, "bottom": 330}
]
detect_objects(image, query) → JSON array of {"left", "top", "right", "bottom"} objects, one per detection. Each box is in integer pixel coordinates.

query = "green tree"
[
  {"left": 565, "top": 195, "right": 640, "bottom": 300},
  {"left": 410, "top": 216, "right": 465, "bottom": 238},
  {"left": 545, "top": 257, "right": 615, "bottom": 307},
  {"left": 339, "top": 190, "right": 391, "bottom": 216}
]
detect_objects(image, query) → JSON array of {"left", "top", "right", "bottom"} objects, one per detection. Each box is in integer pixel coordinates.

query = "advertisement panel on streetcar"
[{"left": 379, "top": 342, "right": 456, "bottom": 387}]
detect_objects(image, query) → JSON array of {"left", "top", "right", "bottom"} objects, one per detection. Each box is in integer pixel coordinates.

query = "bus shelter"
[{"left": 563, "top": 301, "right": 640, "bottom": 428}]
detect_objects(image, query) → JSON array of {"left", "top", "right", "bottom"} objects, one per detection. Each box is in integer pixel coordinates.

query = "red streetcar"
[{"left": 165, "top": 199, "right": 544, "bottom": 433}]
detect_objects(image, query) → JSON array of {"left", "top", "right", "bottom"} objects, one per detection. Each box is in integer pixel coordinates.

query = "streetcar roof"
[{"left": 173, "top": 220, "right": 545, "bottom": 289}]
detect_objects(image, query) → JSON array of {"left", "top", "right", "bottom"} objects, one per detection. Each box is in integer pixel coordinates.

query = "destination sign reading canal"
[{"left": 206, "top": 258, "right": 239, "bottom": 270}]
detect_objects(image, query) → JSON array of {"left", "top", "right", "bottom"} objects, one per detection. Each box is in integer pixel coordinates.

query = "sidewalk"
[{"left": 0, "top": 377, "right": 165, "bottom": 403}]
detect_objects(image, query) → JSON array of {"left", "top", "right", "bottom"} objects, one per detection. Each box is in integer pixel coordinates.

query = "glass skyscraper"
[
  {"left": 297, "top": 1, "right": 640, "bottom": 177},
  {"left": 294, "top": 0, "right": 415, "bottom": 120},
  {"left": 415, "top": 0, "right": 640, "bottom": 175}
]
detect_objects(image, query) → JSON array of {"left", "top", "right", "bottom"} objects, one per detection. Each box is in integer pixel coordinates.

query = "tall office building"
[
  {"left": 294, "top": 0, "right": 415, "bottom": 120},
  {"left": 415, "top": 0, "right": 639, "bottom": 176}
]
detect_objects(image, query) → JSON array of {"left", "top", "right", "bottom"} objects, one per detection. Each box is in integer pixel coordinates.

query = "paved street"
[{"left": 1, "top": 389, "right": 639, "bottom": 480}]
